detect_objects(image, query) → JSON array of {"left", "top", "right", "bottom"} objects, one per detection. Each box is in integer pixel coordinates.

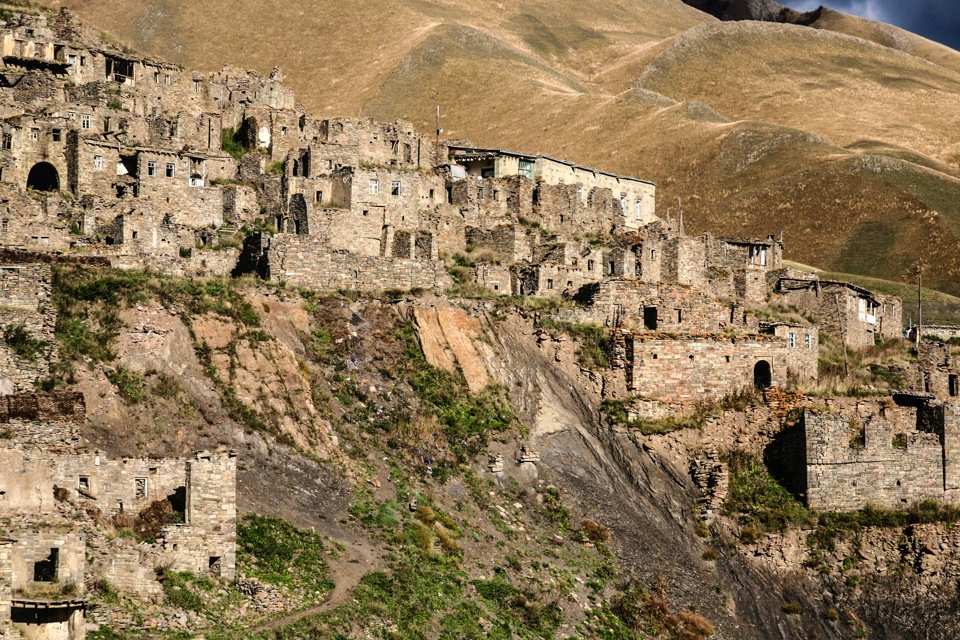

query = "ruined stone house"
[
  {"left": 774, "top": 395, "right": 960, "bottom": 511},
  {"left": 776, "top": 274, "right": 902, "bottom": 348}
]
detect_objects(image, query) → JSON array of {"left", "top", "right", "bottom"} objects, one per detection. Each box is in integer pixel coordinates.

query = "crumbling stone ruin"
[
  {"left": 777, "top": 395, "right": 960, "bottom": 511},
  {"left": 0, "top": 386, "right": 237, "bottom": 639}
]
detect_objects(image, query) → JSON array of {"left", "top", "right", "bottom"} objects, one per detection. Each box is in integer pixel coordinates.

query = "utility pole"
[
  {"left": 917, "top": 264, "right": 922, "bottom": 347},
  {"left": 435, "top": 105, "right": 442, "bottom": 168},
  {"left": 677, "top": 196, "right": 684, "bottom": 237},
  {"left": 835, "top": 293, "right": 849, "bottom": 379}
]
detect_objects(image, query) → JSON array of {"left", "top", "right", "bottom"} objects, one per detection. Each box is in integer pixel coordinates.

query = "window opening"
[{"left": 134, "top": 477, "right": 147, "bottom": 499}]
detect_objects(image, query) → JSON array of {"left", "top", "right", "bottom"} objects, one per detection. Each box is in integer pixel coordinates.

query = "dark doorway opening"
[
  {"left": 754, "top": 360, "right": 772, "bottom": 389},
  {"left": 33, "top": 548, "right": 59, "bottom": 582},
  {"left": 26, "top": 162, "right": 59, "bottom": 192},
  {"left": 643, "top": 307, "right": 658, "bottom": 331}
]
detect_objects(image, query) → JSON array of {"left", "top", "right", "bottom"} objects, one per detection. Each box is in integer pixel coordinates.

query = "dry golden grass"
[{"left": 810, "top": 8, "right": 960, "bottom": 75}]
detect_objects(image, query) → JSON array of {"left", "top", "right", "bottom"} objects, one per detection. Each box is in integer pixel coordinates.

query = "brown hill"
[{"left": 36, "top": 0, "right": 960, "bottom": 295}]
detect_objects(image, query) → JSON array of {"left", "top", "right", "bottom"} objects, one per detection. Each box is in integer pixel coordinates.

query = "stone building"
[
  {"left": 621, "top": 324, "right": 817, "bottom": 408},
  {"left": 0, "top": 260, "right": 56, "bottom": 393},
  {"left": 776, "top": 275, "right": 902, "bottom": 348},
  {"left": 789, "top": 395, "right": 960, "bottom": 510},
  {"left": 0, "top": 386, "right": 237, "bottom": 638}
]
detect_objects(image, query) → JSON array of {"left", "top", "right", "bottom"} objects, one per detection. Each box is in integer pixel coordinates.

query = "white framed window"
[
  {"left": 788, "top": 332, "right": 797, "bottom": 348},
  {"left": 29, "top": 129, "right": 38, "bottom": 140},
  {"left": 164, "top": 74, "right": 171, "bottom": 85},
  {"left": 165, "top": 163, "right": 175, "bottom": 178},
  {"left": 620, "top": 195, "right": 626, "bottom": 213},
  {"left": 81, "top": 114, "right": 90, "bottom": 130},
  {"left": 1, "top": 133, "right": 10, "bottom": 150},
  {"left": 68, "top": 54, "right": 77, "bottom": 67},
  {"left": 193, "top": 79, "right": 201, "bottom": 93},
  {"left": 635, "top": 200, "right": 643, "bottom": 221},
  {"left": 578, "top": 186, "right": 584, "bottom": 202},
  {"left": 369, "top": 179, "right": 379, "bottom": 195},
  {"left": 391, "top": 181, "right": 401, "bottom": 196},
  {"left": 147, "top": 161, "right": 157, "bottom": 177},
  {"left": 805, "top": 334, "right": 813, "bottom": 349},
  {"left": 66, "top": 111, "right": 76, "bottom": 120},
  {"left": 93, "top": 155, "right": 103, "bottom": 171}
]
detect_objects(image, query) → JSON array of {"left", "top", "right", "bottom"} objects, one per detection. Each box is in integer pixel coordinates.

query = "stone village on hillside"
[{"left": 0, "top": 8, "right": 955, "bottom": 639}]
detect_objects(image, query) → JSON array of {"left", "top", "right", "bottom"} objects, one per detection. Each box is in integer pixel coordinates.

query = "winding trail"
[{"left": 248, "top": 536, "right": 382, "bottom": 633}]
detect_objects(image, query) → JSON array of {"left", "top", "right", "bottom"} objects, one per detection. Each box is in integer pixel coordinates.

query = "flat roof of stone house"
[
  {"left": 447, "top": 145, "right": 656, "bottom": 186},
  {"left": 719, "top": 236, "right": 781, "bottom": 247},
  {"left": 778, "top": 276, "right": 894, "bottom": 302}
]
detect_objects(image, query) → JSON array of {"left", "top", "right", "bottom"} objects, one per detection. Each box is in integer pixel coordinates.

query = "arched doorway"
[
  {"left": 26, "top": 162, "right": 59, "bottom": 192},
  {"left": 754, "top": 360, "right": 772, "bottom": 389}
]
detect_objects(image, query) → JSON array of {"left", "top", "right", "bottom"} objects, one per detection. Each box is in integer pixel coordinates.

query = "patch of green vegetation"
[
  {"left": 723, "top": 451, "right": 814, "bottom": 537},
  {"left": 221, "top": 127, "right": 246, "bottom": 161},
  {"left": 52, "top": 265, "right": 260, "bottom": 371},
  {"left": 236, "top": 514, "right": 335, "bottom": 594},
  {"left": 585, "top": 582, "right": 715, "bottom": 640},
  {"left": 106, "top": 368, "right": 146, "bottom": 404},
  {"left": 472, "top": 577, "right": 563, "bottom": 634},
  {"left": 397, "top": 322, "right": 518, "bottom": 463},
  {"left": 809, "top": 500, "right": 960, "bottom": 551},
  {"left": 2, "top": 323, "right": 48, "bottom": 361},
  {"left": 536, "top": 318, "right": 610, "bottom": 369},
  {"left": 266, "top": 160, "right": 285, "bottom": 176},
  {"left": 602, "top": 388, "right": 759, "bottom": 435},
  {"left": 160, "top": 570, "right": 205, "bottom": 612}
]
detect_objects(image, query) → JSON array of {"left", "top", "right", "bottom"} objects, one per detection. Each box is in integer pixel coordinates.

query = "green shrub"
[
  {"left": 160, "top": 570, "right": 204, "bottom": 612},
  {"left": 106, "top": 368, "right": 146, "bottom": 404},
  {"left": 536, "top": 318, "right": 610, "bottom": 369},
  {"left": 723, "top": 451, "right": 813, "bottom": 533},
  {"left": 236, "top": 514, "right": 334, "bottom": 593},
  {"left": 397, "top": 322, "right": 516, "bottom": 461},
  {"left": 3, "top": 323, "right": 47, "bottom": 361},
  {"left": 221, "top": 127, "right": 245, "bottom": 161}
]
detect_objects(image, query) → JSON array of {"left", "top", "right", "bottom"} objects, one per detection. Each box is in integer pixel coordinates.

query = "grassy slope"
[{"left": 34, "top": 0, "right": 960, "bottom": 296}]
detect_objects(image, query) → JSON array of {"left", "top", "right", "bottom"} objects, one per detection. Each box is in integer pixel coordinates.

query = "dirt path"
[{"left": 249, "top": 536, "right": 382, "bottom": 633}]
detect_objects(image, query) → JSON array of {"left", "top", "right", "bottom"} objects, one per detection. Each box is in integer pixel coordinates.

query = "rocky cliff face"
[{"left": 42, "top": 270, "right": 960, "bottom": 638}]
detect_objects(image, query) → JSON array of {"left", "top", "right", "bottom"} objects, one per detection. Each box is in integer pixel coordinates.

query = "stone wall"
[
  {"left": 0, "top": 264, "right": 57, "bottom": 393},
  {"left": 561, "top": 279, "right": 756, "bottom": 335},
  {"left": 0, "top": 538, "right": 11, "bottom": 638},
  {"left": 260, "top": 234, "right": 451, "bottom": 292},
  {"left": 916, "top": 325, "right": 960, "bottom": 342},
  {"left": 803, "top": 403, "right": 955, "bottom": 510},
  {"left": 9, "top": 527, "right": 85, "bottom": 594},
  {"left": 628, "top": 334, "right": 794, "bottom": 404},
  {"left": 162, "top": 452, "right": 237, "bottom": 579}
]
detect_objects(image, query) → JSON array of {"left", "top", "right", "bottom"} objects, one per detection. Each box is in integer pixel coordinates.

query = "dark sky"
[{"left": 784, "top": 1, "right": 960, "bottom": 51}]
